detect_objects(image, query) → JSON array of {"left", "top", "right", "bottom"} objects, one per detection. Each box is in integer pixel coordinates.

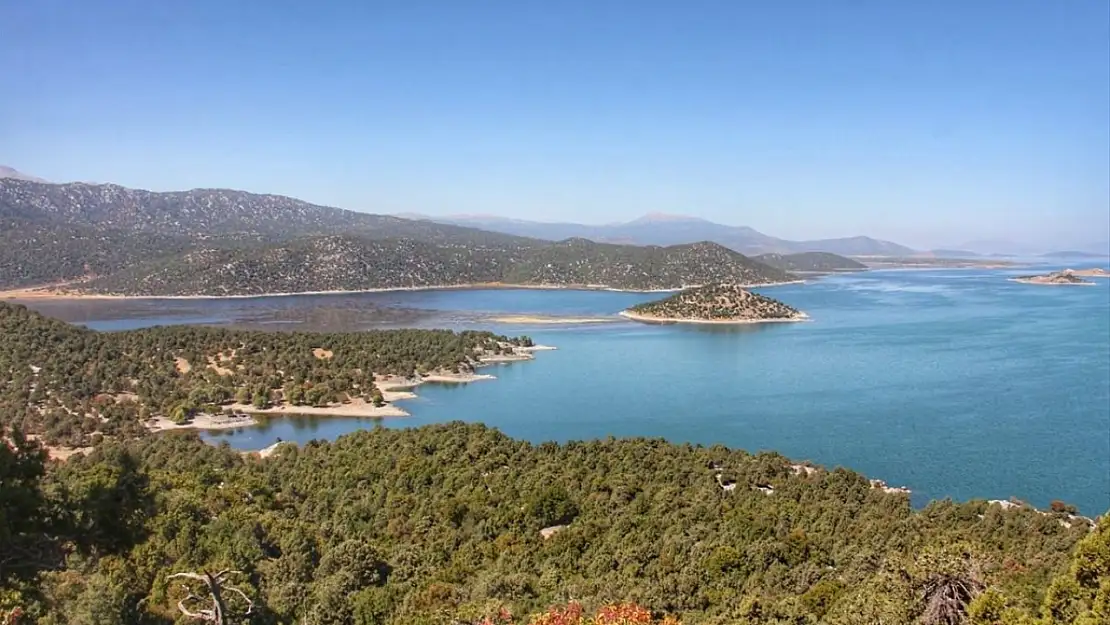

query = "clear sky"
[{"left": 3, "top": 1, "right": 1108, "bottom": 249}]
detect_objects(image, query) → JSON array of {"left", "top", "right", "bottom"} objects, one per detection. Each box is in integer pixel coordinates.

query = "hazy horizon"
[{"left": 3, "top": 1, "right": 1107, "bottom": 251}]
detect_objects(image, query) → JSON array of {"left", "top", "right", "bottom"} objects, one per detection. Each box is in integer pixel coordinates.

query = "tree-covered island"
[{"left": 621, "top": 284, "right": 808, "bottom": 324}]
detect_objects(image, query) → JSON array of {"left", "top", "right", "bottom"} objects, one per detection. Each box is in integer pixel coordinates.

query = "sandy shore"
[
  {"left": 1008, "top": 278, "right": 1096, "bottom": 286},
  {"left": 147, "top": 413, "right": 259, "bottom": 432},
  {"left": 226, "top": 398, "right": 410, "bottom": 419},
  {"left": 144, "top": 344, "right": 554, "bottom": 432},
  {"left": 0, "top": 280, "right": 804, "bottom": 301},
  {"left": 618, "top": 310, "right": 810, "bottom": 325}
]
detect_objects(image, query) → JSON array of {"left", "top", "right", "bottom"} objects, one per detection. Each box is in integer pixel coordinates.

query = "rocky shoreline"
[{"left": 1010, "top": 269, "right": 1096, "bottom": 286}]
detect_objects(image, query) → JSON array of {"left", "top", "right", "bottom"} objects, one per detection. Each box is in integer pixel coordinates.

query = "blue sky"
[{"left": 2, "top": 1, "right": 1108, "bottom": 249}]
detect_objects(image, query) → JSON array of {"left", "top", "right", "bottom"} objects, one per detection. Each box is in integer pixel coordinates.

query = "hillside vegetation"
[
  {"left": 502, "top": 239, "right": 792, "bottom": 290},
  {"left": 82, "top": 237, "right": 525, "bottom": 296},
  {"left": 0, "top": 220, "right": 193, "bottom": 288},
  {"left": 2, "top": 422, "right": 1104, "bottom": 624},
  {"left": 0, "top": 179, "right": 795, "bottom": 293},
  {"left": 627, "top": 284, "right": 806, "bottom": 322},
  {"left": 73, "top": 238, "right": 792, "bottom": 296},
  {"left": 0, "top": 302, "right": 533, "bottom": 446},
  {"left": 753, "top": 252, "right": 867, "bottom": 273}
]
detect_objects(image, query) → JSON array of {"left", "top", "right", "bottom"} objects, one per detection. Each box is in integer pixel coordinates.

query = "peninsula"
[
  {"left": 620, "top": 283, "right": 808, "bottom": 324},
  {"left": 0, "top": 302, "right": 546, "bottom": 447},
  {"left": 1010, "top": 270, "right": 1096, "bottom": 286}
]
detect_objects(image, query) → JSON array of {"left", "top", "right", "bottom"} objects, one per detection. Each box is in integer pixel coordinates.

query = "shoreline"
[
  {"left": 618, "top": 310, "right": 810, "bottom": 325},
  {"left": 488, "top": 314, "right": 619, "bottom": 325},
  {"left": 1008, "top": 278, "right": 1096, "bottom": 286},
  {"left": 145, "top": 344, "right": 555, "bottom": 432},
  {"left": 0, "top": 280, "right": 806, "bottom": 302}
]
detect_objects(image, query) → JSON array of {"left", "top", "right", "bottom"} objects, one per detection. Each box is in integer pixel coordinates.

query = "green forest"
[
  {"left": 74, "top": 238, "right": 790, "bottom": 297},
  {"left": 1, "top": 423, "right": 1106, "bottom": 624},
  {"left": 0, "top": 302, "right": 532, "bottom": 446},
  {"left": 1, "top": 304, "right": 1107, "bottom": 624}
]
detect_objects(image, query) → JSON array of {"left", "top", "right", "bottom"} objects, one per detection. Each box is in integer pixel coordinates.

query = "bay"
[{"left": 28, "top": 266, "right": 1110, "bottom": 514}]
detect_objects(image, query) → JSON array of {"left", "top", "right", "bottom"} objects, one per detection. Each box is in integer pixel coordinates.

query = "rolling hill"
[
  {"left": 79, "top": 237, "right": 794, "bottom": 296},
  {"left": 753, "top": 252, "right": 867, "bottom": 272},
  {"left": 1, "top": 178, "right": 798, "bottom": 295},
  {"left": 502, "top": 239, "right": 793, "bottom": 290}
]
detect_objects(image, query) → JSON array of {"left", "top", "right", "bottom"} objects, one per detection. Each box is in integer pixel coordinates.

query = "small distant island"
[
  {"left": 620, "top": 283, "right": 808, "bottom": 324},
  {"left": 1071, "top": 267, "right": 1110, "bottom": 278},
  {"left": 1010, "top": 270, "right": 1096, "bottom": 286}
]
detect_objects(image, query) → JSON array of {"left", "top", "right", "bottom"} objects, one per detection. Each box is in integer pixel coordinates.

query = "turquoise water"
[{"left": 59, "top": 267, "right": 1110, "bottom": 514}]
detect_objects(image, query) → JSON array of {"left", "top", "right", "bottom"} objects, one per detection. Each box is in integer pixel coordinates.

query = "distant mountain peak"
[
  {"left": 628, "top": 212, "right": 707, "bottom": 225},
  {"left": 0, "top": 166, "right": 46, "bottom": 183}
]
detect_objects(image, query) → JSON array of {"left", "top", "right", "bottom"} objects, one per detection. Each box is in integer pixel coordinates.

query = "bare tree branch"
[{"left": 167, "top": 569, "right": 253, "bottom": 624}]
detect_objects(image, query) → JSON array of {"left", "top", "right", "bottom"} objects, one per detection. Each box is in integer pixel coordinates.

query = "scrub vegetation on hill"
[
  {"left": 753, "top": 252, "right": 867, "bottom": 273},
  {"left": 0, "top": 302, "right": 533, "bottom": 446},
  {"left": 627, "top": 284, "right": 805, "bottom": 322},
  {"left": 1, "top": 422, "right": 1105, "bottom": 624},
  {"left": 73, "top": 238, "right": 791, "bottom": 296},
  {"left": 1, "top": 179, "right": 794, "bottom": 294}
]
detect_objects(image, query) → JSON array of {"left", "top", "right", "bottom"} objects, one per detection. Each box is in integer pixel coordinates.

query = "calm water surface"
[{"left": 32, "top": 266, "right": 1110, "bottom": 514}]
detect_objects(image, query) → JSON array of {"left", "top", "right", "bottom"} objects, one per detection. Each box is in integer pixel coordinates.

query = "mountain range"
[
  {"left": 0, "top": 178, "right": 532, "bottom": 246},
  {"left": 402, "top": 213, "right": 919, "bottom": 257},
  {"left": 0, "top": 178, "right": 801, "bottom": 294},
  {"left": 0, "top": 165, "right": 46, "bottom": 183}
]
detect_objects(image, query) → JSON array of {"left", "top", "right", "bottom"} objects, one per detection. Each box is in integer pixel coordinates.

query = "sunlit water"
[{"left": 47, "top": 266, "right": 1110, "bottom": 514}]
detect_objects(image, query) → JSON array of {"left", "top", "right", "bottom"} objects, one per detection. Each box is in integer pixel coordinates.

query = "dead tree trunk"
[{"left": 167, "top": 569, "right": 253, "bottom": 624}]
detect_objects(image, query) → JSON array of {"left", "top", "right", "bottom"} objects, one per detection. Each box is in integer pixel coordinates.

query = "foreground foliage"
[{"left": 1, "top": 422, "right": 1104, "bottom": 624}]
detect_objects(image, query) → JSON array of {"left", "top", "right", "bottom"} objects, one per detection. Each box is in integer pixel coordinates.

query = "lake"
[{"left": 25, "top": 265, "right": 1110, "bottom": 515}]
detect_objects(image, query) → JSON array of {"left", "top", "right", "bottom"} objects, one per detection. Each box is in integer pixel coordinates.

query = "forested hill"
[
  {"left": 754, "top": 252, "right": 868, "bottom": 272},
  {"left": 3, "top": 422, "right": 1105, "bottom": 624},
  {"left": 0, "top": 302, "right": 534, "bottom": 446},
  {"left": 628, "top": 284, "right": 806, "bottom": 322},
  {"left": 0, "top": 218, "right": 198, "bottom": 288},
  {"left": 0, "top": 179, "right": 796, "bottom": 293},
  {"left": 74, "top": 237, "right": 793, "bottom": 296},
  {"left": 81, "top": 236, "right": 524, "bottom": 296},
  {"left": 503, "top": 239, "right": 794, "bottom": 289}
]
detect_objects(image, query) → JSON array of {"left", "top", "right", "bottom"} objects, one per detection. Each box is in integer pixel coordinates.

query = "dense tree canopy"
[
  {"left": 1, "top": 423, "right": 1104, "bottom": 624},
  {"left": 0, "top": 302, "right": 532, "bottom": 446}
]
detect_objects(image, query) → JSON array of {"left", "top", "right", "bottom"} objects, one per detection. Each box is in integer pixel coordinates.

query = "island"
[
  {"left": 1071, "top": 267, "right": 1110, "bottom": 278},
  {"left": 1010, "top": 269, "right": 1096, "bottom": 286},
  {"left": 620, "top": 283, "right": 808, "bottom": 324}
]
